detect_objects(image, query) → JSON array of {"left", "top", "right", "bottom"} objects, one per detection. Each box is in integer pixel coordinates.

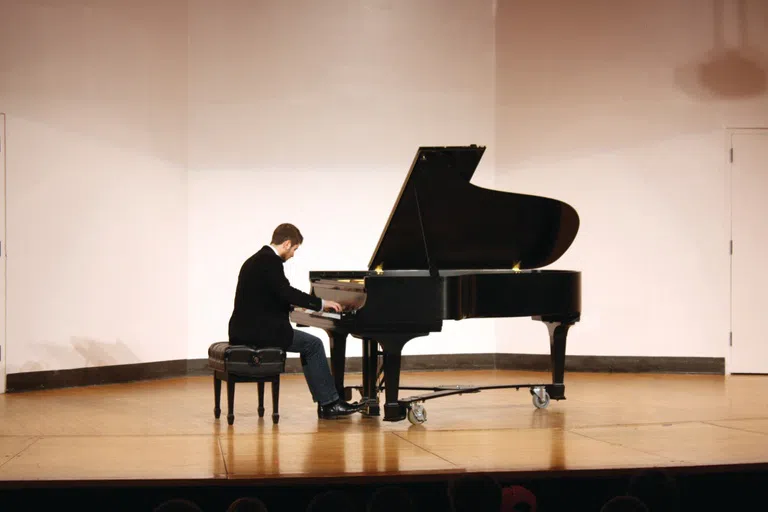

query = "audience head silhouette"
[
  {"left": 306, "top": 489, "right": 356, "bottom": 512},
  {"left": 601, "top": 495, "right": 649, "bottom": 512},
  {"left": 153, "top": 499, "right": 204, "bottom": 512},
  {"left": 627, "top": 468, "right": 680, "bottom": 512},
  {"left": 501, "top": 485, "right": 537, "bottom": 512},
  {"left": 367, "top": 485, "right": 414, "bottom": 512},
  {"left": 227, "top": 496, "right": 269, "bottom": 512},
  {"left": 449, "top": 473, "right": 502, "bottom": 512}
]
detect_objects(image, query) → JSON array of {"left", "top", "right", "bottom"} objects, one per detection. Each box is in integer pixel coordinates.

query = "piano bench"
[{"left": 207, "top": 342, "right": 286, "bottom": 425}]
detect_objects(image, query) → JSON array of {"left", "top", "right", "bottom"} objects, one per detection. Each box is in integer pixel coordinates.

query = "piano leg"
[
  {"left": 373, "top": 334, "right": 429, "bottom": 422},
  {"left": 327, "top": 330, "right": 348, "bottom": 401},
  {"left": 534, "top": 314, "right": 578, "bottom": 401},
  {"left": 361, "top": 338, "right": 380, "bottom": 416},
  {"left": 381, "top": 344, "right": 405, "bottom": 421}
]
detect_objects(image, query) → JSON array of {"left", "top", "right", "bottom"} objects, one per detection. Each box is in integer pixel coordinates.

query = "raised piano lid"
[{"left": 368, "top": 145, "right": 579, "bottom": 273}]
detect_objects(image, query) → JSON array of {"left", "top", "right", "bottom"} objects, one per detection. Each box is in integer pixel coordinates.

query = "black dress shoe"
[{"left": 317, "top": 400, "right": 362, "bottom": 419}]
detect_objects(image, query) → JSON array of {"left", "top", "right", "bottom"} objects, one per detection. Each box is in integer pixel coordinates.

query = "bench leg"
[
  {"left": 272, "top": 376, "right": 280, "bottom": 424},
  {"left": 213, "top": 375, "right": 221, "bottom": 419},
  {"left": 257, "top": 382, "right": 265, "bottom": 418},
  {"left": 226, "top": 380, "right": 235, "bottom": 425}
]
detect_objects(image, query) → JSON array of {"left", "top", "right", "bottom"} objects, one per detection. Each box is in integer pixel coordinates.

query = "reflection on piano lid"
[{"left": 368, "top": 144, "right": 579, "bottom": 276}]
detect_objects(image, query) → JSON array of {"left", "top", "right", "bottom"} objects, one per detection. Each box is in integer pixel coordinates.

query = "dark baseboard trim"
[
  {"left": 495, "top": 354, "right": 725, "bottom": 375},
  {"left": 5, "top": 353, "right": 724, "bottom": 393},
  {"left": 6, "top": 359, "right": 210, "bottom": 393}
]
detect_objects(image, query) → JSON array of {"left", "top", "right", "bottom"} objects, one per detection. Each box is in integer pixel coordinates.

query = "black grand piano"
[{"left": 290, "top": 145, "right": 581, "bottom": 424}]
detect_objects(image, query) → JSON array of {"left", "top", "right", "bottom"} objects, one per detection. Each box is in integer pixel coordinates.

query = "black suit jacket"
[{"left": 228, "top": 246, "right": 322, "bottom": 349}]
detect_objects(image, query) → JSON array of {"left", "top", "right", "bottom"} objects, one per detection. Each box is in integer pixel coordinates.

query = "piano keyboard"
[{"left": 294, "top": 308, "right": 341, "bottom": 320}]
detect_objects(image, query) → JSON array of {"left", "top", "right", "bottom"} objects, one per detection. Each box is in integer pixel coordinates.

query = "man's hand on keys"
[{"left": 323, "top": 300, "right": 343, "bottom": 313}]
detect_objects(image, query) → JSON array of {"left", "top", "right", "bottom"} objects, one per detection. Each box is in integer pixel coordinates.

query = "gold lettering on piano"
[
  {"left": 512, "top": 262, "right": 521, "bottom": 271},
  {"left": 374, "top": 263, "right": 384, "bottom": 275}
]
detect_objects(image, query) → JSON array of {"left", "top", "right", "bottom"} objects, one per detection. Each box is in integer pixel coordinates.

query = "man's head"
[{"left": 270, "top": 223, "right": 303, "bottom": 261}]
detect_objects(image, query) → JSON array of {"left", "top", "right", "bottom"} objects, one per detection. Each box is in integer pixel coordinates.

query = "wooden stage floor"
[{"left": 1, "top": 369, "right": 768, "bottom": 485}]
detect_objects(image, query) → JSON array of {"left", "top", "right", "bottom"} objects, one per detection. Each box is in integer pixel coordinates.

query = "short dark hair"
[{"left": 271, "top": 223, "right": 303, "bottom": 246}]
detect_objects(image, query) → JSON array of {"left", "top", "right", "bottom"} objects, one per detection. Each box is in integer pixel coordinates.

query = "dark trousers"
[{"left": 287, "top": 328, "right": 339, "bottom": 406}]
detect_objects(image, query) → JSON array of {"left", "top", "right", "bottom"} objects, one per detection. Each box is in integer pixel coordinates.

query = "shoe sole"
[{"left": 317, "top": 410, "right": 362, "bottom": 420}]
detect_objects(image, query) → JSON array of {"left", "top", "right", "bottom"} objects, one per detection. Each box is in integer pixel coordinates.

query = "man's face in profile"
[{"left": 279, "top": 241, "right": 300, "bottom": 262}]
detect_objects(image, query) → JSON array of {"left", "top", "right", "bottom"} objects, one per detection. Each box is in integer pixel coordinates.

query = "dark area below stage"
[{"left": 2, "top": 465, "right": 767, "bottom": 512}]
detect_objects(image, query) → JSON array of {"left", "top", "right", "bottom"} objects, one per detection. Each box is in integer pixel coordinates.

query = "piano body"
[{"left": 290, "top": 145, "right": 581, "bottom": 424}]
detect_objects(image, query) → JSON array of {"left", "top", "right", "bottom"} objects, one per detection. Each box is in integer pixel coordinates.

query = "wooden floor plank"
[
  {"left": 395, "top": 427, "right": 675, "bottom": 472},
  {"left": 220, "top": 431, "right": 459, "bottom": 479},
  {"left": 0, "top": 437, "right": 39, "bottom": 469},
  {"left": 0, "top": 435, "right": 227, "bottom": 481},
  {"left": 706, "top": 418, "right": 768, "bottom": 436},
  {"left": 571, "top": 422, "right": 768, "bottom": 467}
]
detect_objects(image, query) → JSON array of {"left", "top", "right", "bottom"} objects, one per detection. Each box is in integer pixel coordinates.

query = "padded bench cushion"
[{"left": 208, "top": 342, "right": 286, "bottom": 377}]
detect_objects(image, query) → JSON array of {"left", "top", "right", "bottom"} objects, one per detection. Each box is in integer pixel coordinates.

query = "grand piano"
[{"left": 290, "top": 145, "right": 581, "bottom": 424}]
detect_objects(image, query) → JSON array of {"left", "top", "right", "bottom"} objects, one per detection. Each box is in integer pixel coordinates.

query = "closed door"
[
  {"left": 0, "top": 113, "right": 5, "bottom": 393},
  {"left": 730, "top": 130, "right": 768, "bottom": 374}
]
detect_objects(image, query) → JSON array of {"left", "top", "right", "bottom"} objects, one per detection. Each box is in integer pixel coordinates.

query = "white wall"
[
  {"left": 186, "top": 0, "right": 498, "bottom": 359},
  {"left": 0, "top": 0, "right": 189, "bottom": 374},
  {"left": 3, "top": 0, "right": 766, "bottom": 376},
  {"left": 494, "top": 0, "right": 768, "bottom": 365}
]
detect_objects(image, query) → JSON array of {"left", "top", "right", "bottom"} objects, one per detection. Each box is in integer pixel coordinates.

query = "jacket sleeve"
[{"left": 264, "top": 259, "right": 323, "bottom": 311}]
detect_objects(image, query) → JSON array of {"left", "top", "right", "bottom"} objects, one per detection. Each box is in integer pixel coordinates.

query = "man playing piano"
[{"left": 228, "top": 223, "right": 362, "bottom": 419}]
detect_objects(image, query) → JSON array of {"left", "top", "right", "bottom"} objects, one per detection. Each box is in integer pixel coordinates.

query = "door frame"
[
  {"left": 0, "top": 113, "right": 5, "bottom": 393},
  {"left": 725, "top": 126, "right": 768, "bottom": 375}
]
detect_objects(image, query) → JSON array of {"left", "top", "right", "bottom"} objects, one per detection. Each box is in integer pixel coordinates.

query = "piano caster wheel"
[
  {"left": 407, "top": 403, "right": 427, "bottom": 425},
  {"left": 531, "top": 387, "right": 550, "bottom": 409}
]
